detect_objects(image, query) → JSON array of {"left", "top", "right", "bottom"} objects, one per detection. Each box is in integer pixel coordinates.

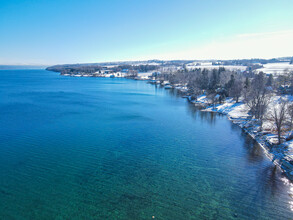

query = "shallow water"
[{"left": 0, "top": 69, "right": 293, "bottom": 219}]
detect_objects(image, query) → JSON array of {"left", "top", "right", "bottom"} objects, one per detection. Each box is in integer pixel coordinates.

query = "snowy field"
[
  {"left": 186, "top": 62, "right": 293, "bottom": 75},
  {"left": 256, "top": 62, "right": 293, "bottom": 75}
]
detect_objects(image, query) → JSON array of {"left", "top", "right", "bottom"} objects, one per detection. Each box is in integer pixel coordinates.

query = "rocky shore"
[{"left": 188, "top": 95, "right": 293, "bottom": 181}]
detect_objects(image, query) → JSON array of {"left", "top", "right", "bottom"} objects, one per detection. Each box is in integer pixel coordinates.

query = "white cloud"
[
  {"left": 158, "top": 30, "right": 293, "bottom": 60},
  {"left": 1, "top": 30, "right": 292, "bottom": 65}
]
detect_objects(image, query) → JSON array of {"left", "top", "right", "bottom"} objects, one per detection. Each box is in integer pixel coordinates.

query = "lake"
[{"left": 0, "top": 69, "right": 293, "bottom": 219}]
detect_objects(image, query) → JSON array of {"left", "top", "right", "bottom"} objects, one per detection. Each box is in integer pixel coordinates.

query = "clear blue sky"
[{"left": 0, "top": 0, "right": 293, "bottom": 65}]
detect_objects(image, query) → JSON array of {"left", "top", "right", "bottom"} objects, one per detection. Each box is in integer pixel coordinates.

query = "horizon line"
[{"left": 1, "top": 55, "right": 292, "bottom": 67}]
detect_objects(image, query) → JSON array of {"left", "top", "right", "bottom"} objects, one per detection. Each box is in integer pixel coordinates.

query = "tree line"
[{"left": 46, "top": 64, "right": 159, "bottom": 75}]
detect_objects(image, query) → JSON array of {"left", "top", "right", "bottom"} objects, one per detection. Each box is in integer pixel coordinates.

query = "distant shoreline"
[{"left": 0, "top": 65, "right": 47, "bottom": 70}]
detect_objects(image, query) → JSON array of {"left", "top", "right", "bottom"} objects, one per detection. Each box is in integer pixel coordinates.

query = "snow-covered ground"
[
  {"left": 196, "top": 97, "right": 250, "bottom": 119},
  {"left": 256, "top": 62, "right": 293, "bottom": 75},
  {"left": 186, "top": 62, "right": 293, "bottom": 75},
  {"left": 138, "top": 72, "right": 153, "bottom": 77}
]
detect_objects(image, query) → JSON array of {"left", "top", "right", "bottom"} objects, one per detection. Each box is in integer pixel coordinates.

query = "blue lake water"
[{"left": 0, "top": 69, "right": 293, "bottom": 219}]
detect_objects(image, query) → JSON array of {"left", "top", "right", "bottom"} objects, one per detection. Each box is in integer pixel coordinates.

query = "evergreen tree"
[
  {"left": 209, "top": 69, "right": 218, "bottom": 90},
  {"left": 266, "top": 74, "right": 273, "bottom": 87},
  {"left": 199, "top": 69, "right": 209, "bottom": 90},
  {"left": 244, "top": 76, "right": 250, "bottom": 89},
  {"left": 226, "top": 74, "right": 235, "bottom": 96}
]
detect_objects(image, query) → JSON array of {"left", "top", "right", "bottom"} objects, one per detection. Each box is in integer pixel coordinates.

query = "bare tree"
[
  {"left": 270, "top": 99, "right": 287, "bottom": 144},
  {"left": 230, "top": 78, "right": 243, "bottom": 102},
  {"left": 245, "top": 72, "right": 271, "bottom": 129}
]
